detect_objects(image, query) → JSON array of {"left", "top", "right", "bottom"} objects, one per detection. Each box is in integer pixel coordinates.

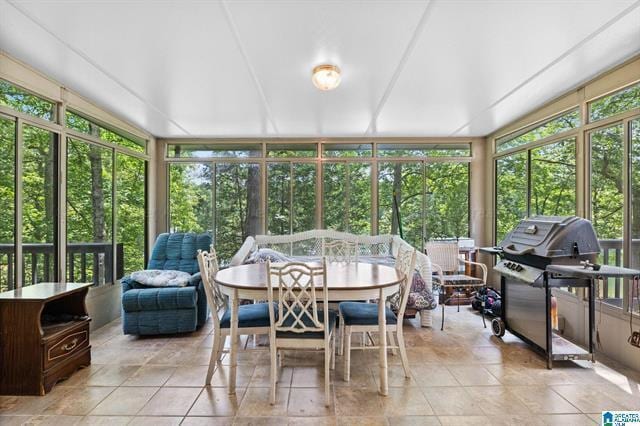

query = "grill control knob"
[{"left": 515, "top": 264, "right": 524, "bottom": 272}]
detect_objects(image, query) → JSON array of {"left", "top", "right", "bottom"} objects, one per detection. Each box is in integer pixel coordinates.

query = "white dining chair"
[
  {"left": 197, "top": 248, "right": 272, "bottom": 385},
  {"left": 338, "top": 246, "right": 416, "bottom": 381},
  {"left": 324, "top": 239, "right": 358, "bottom": 264},
  {"left": 266, "top": 258, "right": 336, "bottom": 406}
]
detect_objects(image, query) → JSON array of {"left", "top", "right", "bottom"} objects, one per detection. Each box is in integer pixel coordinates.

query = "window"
[
  {"left": 267, "top": 144, "right": 317, "bottom": 158},
  {"left": 323, "top": 163, "right": 371, "bottom": 233},
  {"left": 530, "top": 139, "right": 576, "bottom": 216},
  {"left": 377, "top": 143, "right": 470, "bottom": 157},
  {"left": 632, "top": 118, "right": 640, "bottom": 314},
  {"left": 66, "top": 139, "right": 113, "bottom": 285},
  {"left": 117, "top": 154, "right": 147, "bottom": 273},
  {"left": 267, "top": 162, "right": 316, "bottom": 234},
  {"left": 496, "top": 109, "right": 580, "bottom": 152},
  {"left": 590, "top": 124, "right": 624, "bottom": 306},
  {"left": 167, "top": 143, "right": 260, "bottom": 158},
  {"left": 589, "top": 83, "right": 640, "bottom": 123},
  {"left": 426, "top": 162, "right": 469, "bottom": 240},
  {"left": 322, "top": 143, "right": 372, "bottom": 158},
  {"left": 66, "top": 110, "right": 146, "bottom": 153},
  {"left": 0, "top": 80, "right": 55, "bottom": 121},
  {"left": 378, "top": 162, "right": 424, "bottom": 249},
  {"left": 214, "top": 163, "right": 261, "bottom": 264},
  {"left": 496, "top": 152, "right": 527, "bottom": 242},
  {"left": 169, "top": 163, "right": 213, "bottom": 234},
  {"left": 22, "top": 124, "right": 57, "bottom": 285},
  {"left": 0, "top": 117, "right": 15, "bottom": 292}
]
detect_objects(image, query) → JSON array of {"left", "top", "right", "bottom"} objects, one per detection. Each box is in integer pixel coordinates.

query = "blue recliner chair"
[{"left": 121, "top": 232, "right": 211, "bottom": 335}]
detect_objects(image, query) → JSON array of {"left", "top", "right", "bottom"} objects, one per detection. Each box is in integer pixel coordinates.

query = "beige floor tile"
[
  {"left": 471, "top": 346, "right": 506, "bottom": 363},
  {"left": 42, "top": 386, "right": 115, "bottom": 415},
  {"left": 411, "top": 365, "right": 459, "bottom": 387},
  {"left": 385, "top": 416, "right": 441, "bottom": 426},
  {"left": 334, "top": 387, "right": 384, "bottom": 417},
  {"left": 127, "top": 416, "right": 183, "bottom": 425},
  {"left": 138, "top": 386, "right": 201, "bottom": 416},
  {"left": 205, "top": 365, "right": 256, "bottom": 388},
  {"left": 90, "top": 348, "right": 157, "bottom": 365},
  {"left": 486, "top": 415, "right": 545, "bottom": 426},
  {"left": 21, "top": 414, "right": 83, "bottom": 425},
  {"left": 288, "top": 416, "right": 337, "bottom": 425},
  {"left": 335, "top": 416, "right": 388, "bottom": 426},
  {"left": 0, "top": 415, "right": 31, "bottom": 426},
  {"left": 164, "top": 365, "right": 210, "bottom": 387},
  {"left": 333, "top": 363, "right": 376, "bottom": 388},
  {"left": 188, "top": 387, "right": 245, "bottom": 417},
  {"left": 437, "top": 416, "right": 488, "bottom": 426},
  {"left": 291, "top": 366, "right": 327, "bottom": 388},
  {"left": 551, "top": 384, "right": 633, "bottom": 412},
  {"left": 122, "top": 365, "right": 177, "bottom": 386},
  {"left": 538, "top": 414, "right": 597, "bottom": 425},
  {"left": 507, "top": 385, "right": 580, "bottom": 414},
  {"left": 76, "top": 416, "right": 132, "bottom": 425},
  {"left": 233, "top": 417, "right": 289, "bottom": 426},
  {"left": 181, "top": 417, "right": 234, "bottom": 425},
  {"left": 0, "top": 388, "right": 74, "bottom": 416},
  {"left": 421, "top": 387, "right": 482, "bottom": 416},
  {"left": 446, "top": 365, "right": 500, "bottom": 386},
  {"left": 464, "top": 386, "right": 532, "bottom": 416},
  {"left": 249, "top": 365, "right": 293, "bottom": 387},
  {"left": 372, "top": 365, "right": 417, "bottom": 387},
  {"left": 484, "top": 363, "right": 544, "bottom": 386},
  {"left": 287, "top": 387, "right": 335, "bottom": 416},
  {"left": 380, "top": 387, "right": 434, "bottom": 416},
  {"left": 84, "top": 365, "right": 141, "bottom": 387},
  {"left": 237, "top": 387, "right": 290, "bottom": 417},
  {"left": 89, "top": 387, "right": 158, "bottom": 416},
  {"left": 57, "top": 365, "right": 105, "bottom": 387}
]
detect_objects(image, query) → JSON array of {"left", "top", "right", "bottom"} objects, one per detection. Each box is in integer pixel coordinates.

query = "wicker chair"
[{"left": 425, "top": 241, "right": 487, "bottom": 330}]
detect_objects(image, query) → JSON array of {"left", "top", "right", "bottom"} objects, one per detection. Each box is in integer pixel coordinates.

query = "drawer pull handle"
[{"left": 62, "top": 338, "right": 78, "bottom": 352}]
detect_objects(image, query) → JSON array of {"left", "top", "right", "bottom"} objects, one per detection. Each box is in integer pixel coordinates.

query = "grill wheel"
[{"left": 491, "top": 318, "right": 506, "bottom": 338}]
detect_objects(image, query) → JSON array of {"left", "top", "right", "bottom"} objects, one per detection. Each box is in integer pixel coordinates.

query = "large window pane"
[
  {"left": 0, "top": 80, "right": 55, "bottom": 121},
  {"left": 168, "top": 163, "right": 212, "bottom": 234},
  {"left": 267, "top": 163, "right": 317, "bottom": 235},
  {"left": 426, "top": 162, "right": 469, "bottom": 240},
  {"left": 590, "top": 124, "right": 624, "bottom": 306},
  {"left": 589, "top": 83, "right": 640, "bottom": 123},
  {"left": 66, "top": 139, "right": 113, "bottom": 285},
  {"left": 323, "top": 163, "right": 371, "bottom": 233},
  {"left": 267, "top": 144, "right": 316, "bottom": 158},
  {"left": 66, "top": 110, "right": 146, "bottom": 153},
  {"left": 167, "top": 144, "right": 261, "bottom": 158},
  {"left": 22, "top": 125, "right": 56, "bottom": 285},
  {"left": 322, "top": 143, "right": 372, "bottom": 158},
  {"left": 630, "top": 118, "right": 640, "bottom": 314},
  {"left": 530, "top": 139, "right": 576, "bottom": 216},
  {"left": 377, "top": 143, "right": 470, "bottom": 157},
  {"left": 215, "top": 163, "right": 261, "bottom": 264},
  {"left": 378, "top": 162, "right": 423, "bottom": 249},
  {"left": 496, "top": 152, "right": 527, "bottom": 242},
  {"left": 496, "top": 109, "right": 580, "bottom": 152},
  {"left": 0, "top": 118, "right": 15, "bottom": 292},
  {"left": 117, "top": 153, "right": 146, "bottom": 274}
]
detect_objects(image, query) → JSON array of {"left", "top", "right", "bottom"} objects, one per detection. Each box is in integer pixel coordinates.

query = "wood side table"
[{"left": 0, "top": 282, "right": 92, "bottom": 395}]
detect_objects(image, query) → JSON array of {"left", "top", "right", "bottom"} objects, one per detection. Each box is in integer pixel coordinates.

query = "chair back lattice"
[
  {"left": 424, "top": 241, "right": 459, "bottom": 274},
  {"left": 393, "top": 246, "right": 417, "bottom": 319},
  {"left": 324, "top": 240, "right": 358, "bottom": 264},
  {"left": 267, "top": 260, "right": 328, "bottom": 335},
  {"left": 197, "top": 248, "right": 227, "bottom": 317}
]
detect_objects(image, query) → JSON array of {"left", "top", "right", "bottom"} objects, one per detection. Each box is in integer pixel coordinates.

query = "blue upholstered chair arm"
[{"left": 189, "top": 272, "right": 202, "bottom": 287}]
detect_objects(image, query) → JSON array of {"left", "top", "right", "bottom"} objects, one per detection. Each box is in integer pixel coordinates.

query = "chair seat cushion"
[
  {"left": 122, "top": 286, "right": 197, "bottom": 312},
  {"left": 130, "top": 269, "right": 192, "bottom": 287},
  {"left": 220, "top": 302, "right": 273, "bottom": 329},
  {"left": 434, "top": 274, "right": 484, "bottom": 286},
  {"left": 339, "top": 302, "right": 397, "bottom": 326},
  {"left": 276, "top": 309, "right": 337, "bottom": 339}
]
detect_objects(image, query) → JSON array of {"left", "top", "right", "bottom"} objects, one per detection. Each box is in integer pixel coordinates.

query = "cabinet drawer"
[{"left": 43, "top": 323, "right": 89, "bottom": 370}]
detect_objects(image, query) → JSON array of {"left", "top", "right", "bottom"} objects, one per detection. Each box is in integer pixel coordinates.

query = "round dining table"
[{"left": 215, "top": 261, "right": 404, "bottom": 396}]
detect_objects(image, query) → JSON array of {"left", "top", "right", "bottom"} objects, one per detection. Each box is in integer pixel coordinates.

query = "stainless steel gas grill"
[{"left": 481, "top": 216, "right": 601, "bottom": 369}]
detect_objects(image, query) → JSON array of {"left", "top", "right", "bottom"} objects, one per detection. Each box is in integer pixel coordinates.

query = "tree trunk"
[
  {"left": 245, "top": 165, "right": 260, "bottom": 238},
  {"left": 391, "top": 163, "right": 402, "bottom": 235},
  {"left": 88, "top": 125, "right": 106, "bottom": 242}
]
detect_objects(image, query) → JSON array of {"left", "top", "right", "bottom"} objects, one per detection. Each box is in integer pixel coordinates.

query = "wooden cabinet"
[{"left": 0, "top": 282, "right": 92, "bottom": 395}]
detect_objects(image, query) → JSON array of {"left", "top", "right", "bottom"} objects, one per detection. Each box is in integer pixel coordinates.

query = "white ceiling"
[{"left": 1, "top": 0, "right": 639, "bottom": 138}]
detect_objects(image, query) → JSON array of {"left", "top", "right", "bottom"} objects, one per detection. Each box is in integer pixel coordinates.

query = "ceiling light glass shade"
[{"left": 312, "top": 64, "right": 341, "bottom": 91}]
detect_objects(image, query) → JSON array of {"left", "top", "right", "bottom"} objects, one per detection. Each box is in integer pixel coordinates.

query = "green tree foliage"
[
  {"left": 323, "top": 163, "right": 371, "bottom": 234},
  {"left": 589, "top": 83, "right": 640, "bottom": 122},
  {"left": 497, "top": 109, "right": 579, "bottom": 152},
  {"left": 531, "top": 139, "right": 576, "bottom": 216},
  {"left": 267, "top": 162, "right": 316, "bottom": 235},
  {"left": 0, "top": 118, "right": 15, "bottom": 292},
  {"left": 425, "top": 162, "right": 469, "bottom": 240},
  {"left": 496, "top": 152, "right": 527, "bottom": 242}
]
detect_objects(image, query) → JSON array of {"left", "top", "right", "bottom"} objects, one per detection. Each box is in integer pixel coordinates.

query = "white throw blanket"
[{"left": 130, "top": 269, "right": 192, "bottom": 287}]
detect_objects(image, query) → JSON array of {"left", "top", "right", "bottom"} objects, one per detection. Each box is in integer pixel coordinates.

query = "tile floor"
[{"left": 1, "top": 308, "right": 639, "bottom": 425}]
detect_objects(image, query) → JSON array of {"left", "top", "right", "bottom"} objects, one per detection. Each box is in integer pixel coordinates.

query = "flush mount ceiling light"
[{"left": 312, "top": 64, "right": 341, "bottom": 91}]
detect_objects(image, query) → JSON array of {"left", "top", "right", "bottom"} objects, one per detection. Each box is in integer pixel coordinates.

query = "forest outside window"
[
  {"left": 267, "top": 162, "right": 316, "bottom": 235},
  {"left": 66, "top": 110, "right": 146, "bottom": 153},
  {"left": 588, "top": 82, "right": 640, "bottom": 123},
  {"left": 0, "top": 79, "right": 56, "bottom": 122},
  {"left": 167, "top": 143, "right": 261, "bottom": 158},
  {"left": 0, "top": 117, "right": 16, "bottom": 292},
  {"left": 376, "top": 143, "right": 471, "bottom": 157},
  {"left": 496, "top": 109, "right": 580, "bottom": 153}
]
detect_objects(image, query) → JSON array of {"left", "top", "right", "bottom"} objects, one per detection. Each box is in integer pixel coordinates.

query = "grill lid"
[{"left": 499, "top": 216, "right": 600, "bottom": 259}]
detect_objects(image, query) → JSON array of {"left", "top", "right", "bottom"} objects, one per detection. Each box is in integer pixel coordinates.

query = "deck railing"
[
  {"left": 0, "top": 242, "right": 124, "bottom": 292},
  {"left": 598, "top": 238, "right": 639, "bottom": 301}
]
